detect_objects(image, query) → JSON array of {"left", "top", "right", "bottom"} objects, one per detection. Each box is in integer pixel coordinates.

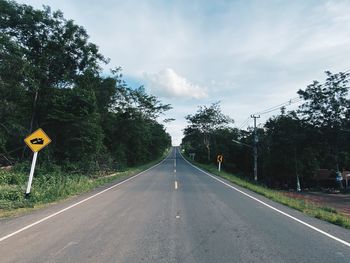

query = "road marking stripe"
[
  {"left": 0, "top": 157, "right": 169, "bottom": 243},
  {"left": 181, "top": 154, "right": 350, "bottom": 248},
  {"left": 175, "top": 181, "right": 178, "bottom": 190}
]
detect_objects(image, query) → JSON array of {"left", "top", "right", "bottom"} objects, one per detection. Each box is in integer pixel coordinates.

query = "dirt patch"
[{"left": 283, "top": 191, "right": 350, "bottom": 217}]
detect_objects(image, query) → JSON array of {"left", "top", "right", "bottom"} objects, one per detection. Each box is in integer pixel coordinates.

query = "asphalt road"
[{"left": 0, "top": 147, "right": 350, "bottom": 262}]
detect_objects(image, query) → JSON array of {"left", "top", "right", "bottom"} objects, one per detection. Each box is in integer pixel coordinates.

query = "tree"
[
  {"left": 110, "top": 78, "right": 172, "bottom": 121},
  {"left": 297, "top": 71, "right": 350, "bottom": 171},
  {"left": 0, "top": 0, "right": 107, "bottom": 134},
  {"left": 262, "top": 112, "right": 318, "bottom": 188},
  {"left": 0, "top": 1, "right": 172, "bottom": 171},
  {"left": 184, "top": 102, "right": 233, "bottom": 161},
  {"left": 297, "top": 71, "right": 349, "bottom": 128}
]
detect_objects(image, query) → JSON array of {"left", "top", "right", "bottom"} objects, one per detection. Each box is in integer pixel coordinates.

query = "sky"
[{"left": 19, "top": 0, "right": 350, "bottom": 145}]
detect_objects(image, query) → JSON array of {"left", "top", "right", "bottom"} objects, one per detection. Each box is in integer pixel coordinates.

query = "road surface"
[{"left": 0, "top": 147, "right": 349, "bottom": 262}]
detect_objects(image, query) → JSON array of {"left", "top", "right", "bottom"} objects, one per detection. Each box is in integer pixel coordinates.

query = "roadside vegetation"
[
  {"left": 181, "top": 71, "right": 350, "bottom": 190},
  {"left": 0, "top": 151, "right": 168, "bottom": 218},
  {"left": 189, "top": 161, "right": 350, "bottom": 229},
  {"left": 181, "top": 69, "right": 350, "bottom": 229},
  {"left": 0, "top": 0, "right": 172, "bottom": 213}
]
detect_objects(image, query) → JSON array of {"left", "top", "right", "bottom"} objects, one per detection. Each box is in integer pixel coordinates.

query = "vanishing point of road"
[{"left": 0, "top": 147, "right": 349, "bottom": 262}]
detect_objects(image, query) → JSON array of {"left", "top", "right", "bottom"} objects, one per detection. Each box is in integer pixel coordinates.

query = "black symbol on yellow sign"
[
  {"left": 24, "top": 128, "right": 51, "bottom": 152},
  {"left": 30, "top": 138, "right": 44, "bottom": 145},
  {"left": 217, "top": 155, "right": 223, "bottom": 163}
]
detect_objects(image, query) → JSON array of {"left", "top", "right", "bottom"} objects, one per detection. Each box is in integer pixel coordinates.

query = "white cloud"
[
  {"left": 18, "top": 0, "right": 350, "bottom": 145},
  {"left": 144, "top": 68, "right": 207, "bottom": 99}
]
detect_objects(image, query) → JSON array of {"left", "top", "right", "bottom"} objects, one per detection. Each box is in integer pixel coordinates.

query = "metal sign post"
[
  {"left": 24, "top": 128, "right": 51, "bottom": 197},
  {"left": 25, "top": 152, "right": 38, "bottom": 197}
]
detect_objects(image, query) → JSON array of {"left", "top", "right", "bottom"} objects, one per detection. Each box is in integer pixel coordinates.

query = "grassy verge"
[
  {"left": 0, "top": 153, "right": 168, "bottom": 219},
  {"left": 187, "top": 159, "right": 350, "bottom": 229}
]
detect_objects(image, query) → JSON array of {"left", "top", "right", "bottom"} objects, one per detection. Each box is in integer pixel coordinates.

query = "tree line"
[
  {"left": 0, "top": 0, "right": 171, "bottom": 171},
  {"left": 182, "top": 71, "right": 350, "bottom": 189}
]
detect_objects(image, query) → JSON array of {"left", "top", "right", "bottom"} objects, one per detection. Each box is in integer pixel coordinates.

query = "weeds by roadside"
[{"left": 0, "top": 151, "right": 169, "bottom": 218}]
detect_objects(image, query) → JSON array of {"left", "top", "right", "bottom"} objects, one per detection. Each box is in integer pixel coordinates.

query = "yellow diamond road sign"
[{"left": 24, "top": 128, "right": 51, "bottom": 152}]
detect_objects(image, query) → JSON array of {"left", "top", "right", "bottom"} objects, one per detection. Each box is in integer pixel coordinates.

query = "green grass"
[
  {"left": 0, "top": 153, "right": 168, "bottom": 218},
  {"left": 189, "top": 160, "right": 350, "bottom": 229}
]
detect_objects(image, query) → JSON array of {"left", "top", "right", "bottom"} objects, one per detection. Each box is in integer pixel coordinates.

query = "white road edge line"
[
  {"left": 0, "top": 156, "right": 169, "bottom": 243},
  {"left": 175, "top": 181, "right": 178, "bottom": 190},
  {"left": 180, "top": 153, "right": 350, "bottom": 248}
]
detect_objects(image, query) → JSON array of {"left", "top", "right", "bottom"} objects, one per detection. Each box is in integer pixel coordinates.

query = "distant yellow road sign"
[
  {"left": 24, "top": 128, "right": 51, "bottom": 152},
  {"left": 217, "top": 155, "right": 223, "bottom": 163}
]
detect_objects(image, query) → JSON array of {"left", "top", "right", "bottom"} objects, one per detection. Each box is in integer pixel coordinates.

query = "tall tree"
[
  {"left": 0, "top": 0, "right": 107, "bottom": 133},
  {"left": 184, "top": 102, "right": 233, "bottom": 161},
  {"left": 0, "top": 0, "right": 172, "bottom": 170},
  {"left": 297, "top": 71, "right": 350, "bottom": 171}
]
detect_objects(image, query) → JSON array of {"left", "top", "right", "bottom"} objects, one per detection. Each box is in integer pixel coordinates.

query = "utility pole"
[{"left": 251, "top": 115, "right": 260, "bottom": 181}]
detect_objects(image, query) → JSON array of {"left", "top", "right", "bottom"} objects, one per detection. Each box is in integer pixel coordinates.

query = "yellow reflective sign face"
[
  {"left": 217, "top": 155, "right": 223, "bottom": 163},
  {"left": 24, "top": 128, "right": 52, "bottom": 152}
]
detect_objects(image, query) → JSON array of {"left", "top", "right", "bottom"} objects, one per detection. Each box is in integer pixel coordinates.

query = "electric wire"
[
  {"left": 237, "top": 117, "right": 250, "bottom": 130},
  {"left": 239, "top": 68, "right": 350, "bottom": 130},
  {"left": 252, "top": 68, "right": 350, "bottom": 117},
  {"left": 253, "top": 97, "right": 303, "bottom": 116}
]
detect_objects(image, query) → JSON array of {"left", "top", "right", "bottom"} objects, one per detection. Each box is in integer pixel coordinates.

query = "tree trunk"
[
  {"left": 207, "top": 144, "right": 210, "bottom": 161},
  {"left": 203, "top": 133, "right": 210, "bottom": 161},
  {"left": 29, "top": 90, "right": 38, "bottom": 133},
  {"left": 22, "top": 90, "right": 38, "bottom": 159}
]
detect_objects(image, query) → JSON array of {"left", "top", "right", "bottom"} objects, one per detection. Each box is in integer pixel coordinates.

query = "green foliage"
[
  {"left": 184, "top": 102, "right": 233, "bottom": 161},
  {"left": 0, "top": 0, "right": 172, "bottom": 213},
  {"left": 296, "top": 71, "right": 350, "bottom": 172},
  {"left": 297, "top": 71, "right": 350, "bottom": 129},
  {"left": 0, "top": 152, "right": 168, "bottom": 213},
  {"left": 182, "top": 71, "right": 350, "bottom": 189},
  {"left": 0, "top": 0, "right": 171, "bottom": 171}
]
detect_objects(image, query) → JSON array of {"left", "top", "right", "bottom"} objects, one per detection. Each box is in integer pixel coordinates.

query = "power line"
[
  {"left": 238, "top": 117, "right": 250, "bottom": 130},
  {"left": 237, "top": 97, "right": 305, "bottom": 130},
  {"left": 238, "top": 68, "right": 350, "bottom": 130},
  {"left": 252, "top": 68, "right": 350, "bottom": 116},
  {"left": 253, "top": 97, "right": 302, "bottom": 116},
  {"left": 237, "top": 96, "right": 302, "bottom": 130},
  {"left": 255, "top": 99, "right": 296, "bottom": 114}
]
